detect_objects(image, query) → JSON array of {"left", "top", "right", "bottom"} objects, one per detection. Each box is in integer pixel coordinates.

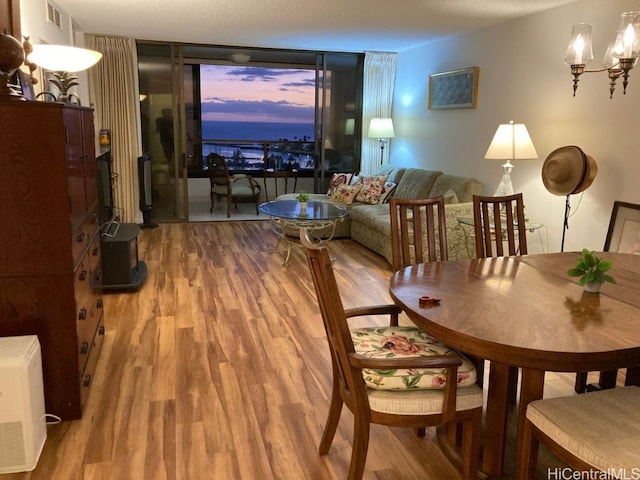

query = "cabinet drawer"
[
  {"left": 80, "top": 314, "right": 105, "bottom": 409},
  {"left": 76, "top": 293, "right": 104, "bottom": 373}
]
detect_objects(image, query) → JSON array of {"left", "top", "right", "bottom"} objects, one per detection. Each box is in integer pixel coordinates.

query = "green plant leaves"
[{"left": 566, "top": 249, "right": 616, "bottom": 285}]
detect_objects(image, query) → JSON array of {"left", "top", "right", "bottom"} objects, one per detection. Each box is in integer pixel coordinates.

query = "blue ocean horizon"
[{"left": 202, "top": 120, "right": 314, "bottom": 142}]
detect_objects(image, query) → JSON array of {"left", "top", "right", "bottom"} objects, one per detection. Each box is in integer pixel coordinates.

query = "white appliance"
[{"left": 0, "top": 335, "right": 47, "bottom": 473}]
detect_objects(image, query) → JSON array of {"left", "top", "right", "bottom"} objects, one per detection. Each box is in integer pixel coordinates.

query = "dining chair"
[
  {"left": 575, "top": 200, "right": 640, "bottom": 393},
  {"left": 472, "top": 193, "right": 528, "bottom": 258},
  {"left": 390, "top": 196, "right": 448, "bottom": 272},
  {"left": 300, "top": 227, "right": 483, "bottom": 480},
  {"left": 472, "top": 193, "right": 527, "bottom": 400},
  {"left": 206, "top": 153, "right": 261, "bottom": 217},
  {"left": 519, "top": 386, "right": 640, "bottom": 479}
]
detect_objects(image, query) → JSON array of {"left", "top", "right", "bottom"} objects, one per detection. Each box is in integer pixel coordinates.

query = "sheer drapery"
[
  {"left": 362, "top": 51, "right": 397, "bottom": 174},
  {"left": 86, "top": 35, "right": 142, "bottom": 223}
]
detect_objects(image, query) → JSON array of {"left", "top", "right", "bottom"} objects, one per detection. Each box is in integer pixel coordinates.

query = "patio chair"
[{"left": 206, "top": 153, "right": 261, "bottom": 217}]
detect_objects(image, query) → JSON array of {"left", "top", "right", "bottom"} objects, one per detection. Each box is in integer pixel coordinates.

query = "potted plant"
[
  {"left": 567, "top": 248, "right": 616, "bottom": 293},
  {"left": 296, "top": 191, "right": 310, "bottom": 214}
]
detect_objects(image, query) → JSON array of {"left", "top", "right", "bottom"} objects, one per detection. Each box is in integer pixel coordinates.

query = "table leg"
[
  {"left": 514, "top": 368, "right": 545, "bottom": 479},
  {"left": 482, "top": 361, "right": 511, "bottom": 478}
]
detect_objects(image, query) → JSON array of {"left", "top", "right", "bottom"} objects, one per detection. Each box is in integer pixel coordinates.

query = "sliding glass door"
[{"left": 137, "top": 41, "right": 363, "bottom": 223}]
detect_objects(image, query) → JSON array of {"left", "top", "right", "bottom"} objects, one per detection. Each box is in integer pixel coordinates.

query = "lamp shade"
[
  {"left": 484, "top": 121, "right": 538, "bottom": 160},
  {"left": 29, "top": 45, "right": 102, "bottom": 72},
  {"left": 564, "top": 23, "right": 594, "bottom": 65},
  {"left": 368, "top": 118, "right": 395, "bottom": 139}
]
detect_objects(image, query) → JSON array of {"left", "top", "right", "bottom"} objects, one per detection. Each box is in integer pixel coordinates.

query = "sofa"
[{"left": 277, "top": 165, "right": 484, "bottom": 263}]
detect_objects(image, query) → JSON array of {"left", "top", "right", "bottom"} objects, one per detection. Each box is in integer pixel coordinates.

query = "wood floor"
[{"left": 7, "top": 221, "right": 587, "bottom": 480}]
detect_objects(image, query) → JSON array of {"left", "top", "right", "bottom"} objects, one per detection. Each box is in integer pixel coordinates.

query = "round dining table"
[{"left": 388, "top": 252, "right": 640, "bottom": 479}]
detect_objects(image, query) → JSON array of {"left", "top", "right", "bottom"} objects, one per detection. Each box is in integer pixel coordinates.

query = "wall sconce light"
[
  {"left": 565, "top": 11, "right": 640, "bottom": 97},
  {"left": 485, "top": 120, "right": 538, "bottom": 196},
  {"left": 368, "top": 117, "right": 394, "bottom": 165},
  {"left": 28, "top": 44, "right": 102, "bottom": 104}
]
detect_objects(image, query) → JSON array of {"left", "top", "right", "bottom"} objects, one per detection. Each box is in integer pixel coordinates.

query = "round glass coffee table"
[{"left": 259, "top": 199, "right": 349, "bottom": 265}]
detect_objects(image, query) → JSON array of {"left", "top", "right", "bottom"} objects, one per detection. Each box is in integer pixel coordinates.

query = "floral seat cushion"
[{"left": 351, "top": 326, "right": 477, "bottom": 390}]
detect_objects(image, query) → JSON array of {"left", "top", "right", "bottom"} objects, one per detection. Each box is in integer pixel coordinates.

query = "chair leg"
[
  {"left": 414, "top": 427, "right": 426, "bottom": 437},
  {"left": 626, "top": 366, "right": 640, "bottom": 386},
  {"left": 460, "top": 410, "right": 481, "bottom": 480},
  {"left": 319, "top": 377, "right": 343, "bottom": 455},
  {"left": 508, "top": 366, "right": 519, "bottom": 404},
  {"left": 598, "top": 369, "right": 618, "bottom": 389},
  {"left": 574, "top": 371, "right": 588, "bottom": 393},
  {"left": 515, "top": 417, "right": 539, "bottom": 480},
  {"left": 210, "top": 192, "right": 214, "bottom": 213},
  {"left": 348, "top": 414, "right": 370, "bottom": 480}
]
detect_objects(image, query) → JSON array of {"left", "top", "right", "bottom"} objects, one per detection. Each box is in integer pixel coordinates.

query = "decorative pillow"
[
  {"left": 443, "top": 189, "right": 459, "bottom": 204},
  {"left": 351, "top": 326, "right": 477, "bottom": 390},
  {"left": 354, "top": 175, "right": 388, "bottom": 204},
  {"left": 330, "top": 183, "right": 360, "bottom": 204},
  {"left": 378, "top": 181, "right": 398, "bottom": 204},
  {"left": 327, "top": 173, "right": 353, "bottom": 196}
]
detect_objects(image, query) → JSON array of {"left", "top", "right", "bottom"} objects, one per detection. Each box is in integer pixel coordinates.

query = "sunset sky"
[{"left": 199, "top": 65, "right": 316, "bottom": 124}]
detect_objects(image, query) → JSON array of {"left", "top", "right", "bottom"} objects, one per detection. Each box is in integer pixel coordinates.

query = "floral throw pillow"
[
  {"left": 327, "top": 173, "right": 353, "bottom": 197},
  {"left": 330, "top": 183, "right": 360, "bottom": 204},
  {"left": 351, "top": 326, "right": 477, "bottom": 390},
  {"left": 354, "top": 175, "right": 388, "bottom": 204},
  {"left": 378, "top": 181, "right": 398, "bottom": 204}
]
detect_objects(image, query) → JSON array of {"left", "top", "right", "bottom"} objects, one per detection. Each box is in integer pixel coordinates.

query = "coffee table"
[{"left": 259, "top": 199, "right": 349, "bottom": 265}]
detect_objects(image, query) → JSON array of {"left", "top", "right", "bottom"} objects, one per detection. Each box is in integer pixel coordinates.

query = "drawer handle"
[
  {"left": 97, "top": 298, "right": 103, "bottom": 309},
  {"left": 79, "top": 270, "right": 87, "bottom": 281},
  {"left": 90, "top": 213, "right": 98, "bottom": 223},
  {"left": 92, "top": 246, "right": 99, "bottom": 256},
  {"left": 80, "top": 341, "right": 89, "bottom": 354},
  {"left": 99, "top": 325, "right": 105, "bottom": 336},
  {"left": 83, "top": 374, "right": 92, "bottom": 387},
  {"left": 78, "top": 308, "right": 87, "bottom": 320},
  {"left": 76, "top": 231, "right": 85, "bottom": 243}
]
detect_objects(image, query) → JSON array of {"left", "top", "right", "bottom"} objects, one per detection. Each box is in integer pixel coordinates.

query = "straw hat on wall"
[{"left": 542, "top": 146, "right": 597, "bottom": 196}]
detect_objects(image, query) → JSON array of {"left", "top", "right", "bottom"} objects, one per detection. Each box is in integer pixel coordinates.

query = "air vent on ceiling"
[{"left": 47, "top": 2, "right": 62, "bottom": 29}]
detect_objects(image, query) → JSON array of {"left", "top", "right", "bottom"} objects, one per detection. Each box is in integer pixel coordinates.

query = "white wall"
[{"left": 393, "top": 0, "right": 640, "bottom": 253}]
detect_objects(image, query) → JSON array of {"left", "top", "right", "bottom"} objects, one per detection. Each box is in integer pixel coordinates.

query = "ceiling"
[{"left": 55, "top": 0, "right": 582, "bottom": 52}]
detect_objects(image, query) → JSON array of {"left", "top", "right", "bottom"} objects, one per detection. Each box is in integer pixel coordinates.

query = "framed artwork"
[
  {"left": 428, "top": 66, "right": 479, "bottom": 110},
  {"left": 604, "top": 201, "right": 640, "bottom": 254},
  {"left": 17, "top": 70, "right": 35, "bottom": 100}
]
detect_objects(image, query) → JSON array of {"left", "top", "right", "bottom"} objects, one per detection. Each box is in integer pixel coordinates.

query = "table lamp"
[
  {"left": 368, "top": 118, "right": 394, "bottom": 165},
  {"left": 484, "top": 120, "right": 538, "bottom": 196},
  {"left": 28, "top": 44, "right": 102, "bottom": 104}
]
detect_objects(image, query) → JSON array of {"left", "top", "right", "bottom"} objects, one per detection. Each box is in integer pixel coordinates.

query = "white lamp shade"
[
  {"left": 368, "top": 118, "right": 395, "bottom": 139},
  {"left": 484, "top": 122, "right": 538, "bottom": 160},
  {"left": 29, "top": 45, "right": 102, "bottom": 72}
]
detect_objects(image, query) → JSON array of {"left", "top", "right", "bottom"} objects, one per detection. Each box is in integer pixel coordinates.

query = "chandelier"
[{"left": 565, "top": 11, "right": 640, "bottom": 98}]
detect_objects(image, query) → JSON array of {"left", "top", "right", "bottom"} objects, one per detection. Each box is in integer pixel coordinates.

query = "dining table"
[{"left": 388, "top": 252, "right": 640, "bottom": 479}]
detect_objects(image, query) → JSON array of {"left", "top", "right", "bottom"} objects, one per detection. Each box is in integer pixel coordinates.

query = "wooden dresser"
[{"left": 0, "top": 101, "right": 105, "bottom": 420}]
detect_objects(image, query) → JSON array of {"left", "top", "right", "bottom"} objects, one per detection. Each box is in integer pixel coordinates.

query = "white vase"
[{"left": 584, "top": 282, "right": 602, "bottom": 293}]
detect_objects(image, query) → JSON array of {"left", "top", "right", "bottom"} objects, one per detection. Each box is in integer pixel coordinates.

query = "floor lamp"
[
  {"left": 484, "top": 120, "right": 538, "bottom": 196},
  {"left": 368, "top": 118, "right": 395, "bottom": 165}
]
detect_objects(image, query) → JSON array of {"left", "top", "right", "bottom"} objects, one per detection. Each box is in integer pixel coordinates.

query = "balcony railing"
[{"left": 199, "top": 139, "right": 317, "bottom": 173}]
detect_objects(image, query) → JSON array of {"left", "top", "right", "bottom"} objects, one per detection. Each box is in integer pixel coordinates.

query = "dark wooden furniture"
[
  {"left": 301, "top": 228, "right": 483, "bottom": 480},
  {"left": 263, "top": 168, "right": 298, "bottom": 201},
  {"left": 0, "top": 101, "right": 105, "bottom": 420},
  {"left": 472, "top": 193, "right": 527, "bottom": 257},
  {"left": 389, "top": 196, "right": 448, "bottom": 272},
  {"left": 206, "top": 153, "right": 261, "bottom": 217},
  {"left": 388, "top": 252, "right": 640, "bottom": 479}
]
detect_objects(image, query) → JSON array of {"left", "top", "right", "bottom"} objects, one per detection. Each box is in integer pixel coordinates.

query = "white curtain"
[
  {"left": 362, "top": 51, "right": 397, "bottom": 174},
  {"left": 86, "top": 35, "right": 142, "bottom": 223}
]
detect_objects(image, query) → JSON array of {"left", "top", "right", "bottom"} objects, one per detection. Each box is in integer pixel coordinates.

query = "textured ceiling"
[{"left": 55, "top": 0, "right": 581, "bottom": 52}]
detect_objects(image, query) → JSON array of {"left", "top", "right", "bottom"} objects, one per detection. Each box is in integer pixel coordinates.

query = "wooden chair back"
[
  {"left": 473, "top": 193, "right": 527, "bottom": 258},
  {"left": 390, "top": 197, "right": 448, "bottom": 271}
]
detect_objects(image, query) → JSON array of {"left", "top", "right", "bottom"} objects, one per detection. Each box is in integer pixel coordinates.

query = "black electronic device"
[
  {"left": 138, "top": 154, "right": 158, "bottom": 229},
  {"left": 101, "top": 223, "right": 148, "bottom": 291},
  {"left": 96, "top": 150, "right": 114, "bottom": 224}
]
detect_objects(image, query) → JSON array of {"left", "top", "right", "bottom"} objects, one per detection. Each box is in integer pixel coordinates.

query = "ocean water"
[{"left": 202, "top": 120, "right": 314, "bottom": 141}]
